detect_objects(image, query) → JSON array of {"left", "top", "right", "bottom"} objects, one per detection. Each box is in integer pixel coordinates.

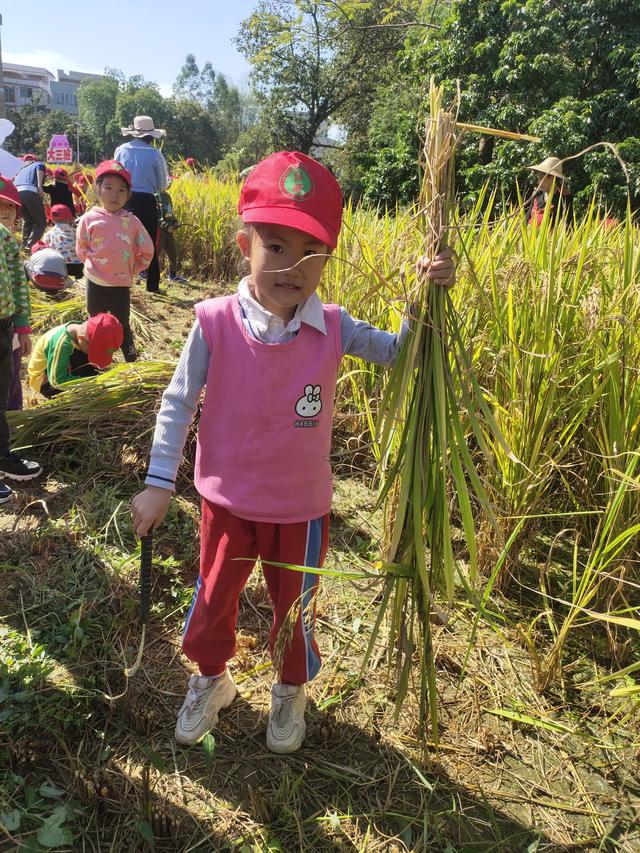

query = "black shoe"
[
  {"left": 0, "top": 452, "right": 43, "bottom": 481},
  {"left": 0, "top": 481, "right": 12, "bottom": 503}
]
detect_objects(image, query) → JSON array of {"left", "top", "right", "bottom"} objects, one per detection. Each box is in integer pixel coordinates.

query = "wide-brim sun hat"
[
  {"left": 120, "top": 115, "right": 166, "bottom": 139},
  {"left": 527, "top": 156, "right": 564, "bottom": 180}
]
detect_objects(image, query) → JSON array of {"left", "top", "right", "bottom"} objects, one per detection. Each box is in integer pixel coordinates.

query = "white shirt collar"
[{"left": 237, "top": 276, "right": 326, "bottom": 342}]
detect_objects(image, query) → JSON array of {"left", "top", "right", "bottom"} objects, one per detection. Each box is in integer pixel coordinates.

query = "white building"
[
  {"left": 3, "top": 63, "right": 53, "bottom": 109},
  {"left": 50, "top": 69, "right": 104, "bottom": 115},
  {"left": 3, "top": 63, "right": 104, "bottom": 115}
]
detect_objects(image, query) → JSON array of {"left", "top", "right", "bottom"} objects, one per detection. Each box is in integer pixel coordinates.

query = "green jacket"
[{"left": 0, "top": 225, "right": 31, "bottom": 328}]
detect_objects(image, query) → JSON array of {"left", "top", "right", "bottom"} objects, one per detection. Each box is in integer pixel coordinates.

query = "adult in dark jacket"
[{"left": 44, "top": 169, "right": 75, "bottom": 219}]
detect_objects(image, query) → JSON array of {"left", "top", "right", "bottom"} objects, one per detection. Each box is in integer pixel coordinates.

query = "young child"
[
  {"left": 156, "top": 190, "right": 187, "bottom": 283},
  {"left": 44, "top": 169, "right": 75, "bottom": 219},
  {"left": 131, "top": 152, "right": 455, "bottom": 752},
  {"left": 43, "top": 204, "right": 83, "bottom": 279},
  {"left": 0, "top": 175, "right": 42, "bottom": 504},
  {"left": 28, "top": 312, "right": 123, "bottom": 398},
  {"left": 76, "top": 161, "right": 154, "bottom": 362},
  {"left": 26, "top": 248, "right": 71, "bottom": 295},
  {"left": 0, "top": 181, "right": 24, "bottom": 412}
]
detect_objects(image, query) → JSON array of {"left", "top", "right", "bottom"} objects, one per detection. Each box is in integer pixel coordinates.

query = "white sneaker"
[
  {"left": 266, "top": 683, "right": 306, "bottom": 754},
  {"left": 174, "top": 670, "right": 237, "bottom": 745}
]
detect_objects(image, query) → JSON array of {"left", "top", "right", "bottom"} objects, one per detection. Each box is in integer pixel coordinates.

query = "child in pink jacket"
[{"left": 76, "top": 160, "right": 153, "bottom": 361}]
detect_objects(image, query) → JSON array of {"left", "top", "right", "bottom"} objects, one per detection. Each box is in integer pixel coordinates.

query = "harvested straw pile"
[{"left": 8, "top": 362, "right": 175, "bottom": 449}]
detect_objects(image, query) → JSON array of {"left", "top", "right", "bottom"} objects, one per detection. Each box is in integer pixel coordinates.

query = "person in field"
[
  {"left": 526, "top": 156, "right": 572, "bottom": 225},
  {"left": 131, "top": 151, "right": 456, "bottom": 753},
  {"left": 76, "top": 160, "right": 154, "bottom": 362},
  {"left": 28, "top": 312, "right": 123, "bottom": 399},
  {"left": 114, "top": 116, "right": 170, "bottom": 294},
  {"left": 0, "top": 175, "right": 42, "bottom": 504},
  {"left": 26, "top": 248, "right": 72, "bottom": 296},
  {"left": 44, "top": 169, "right": 75, "bottom": 219},
  {"left": 42, "top": 204, "right": 83, "bottom": 279},
  {"left": 156, "top": 189, "right": 188, "bottom": 283},
  {"left": 14, "top": 154, "right": 47, "bottom": 248},
  {"left": 0, "top": 181, "right": 25, "bottom": 413}
]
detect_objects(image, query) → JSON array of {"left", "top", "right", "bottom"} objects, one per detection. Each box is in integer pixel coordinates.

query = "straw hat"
[
  {"left": 527, "top": 156, "right": 564, "bottom": 180},
  {"left": 120, "top": 115, "right": 166, "bottom": 139}
]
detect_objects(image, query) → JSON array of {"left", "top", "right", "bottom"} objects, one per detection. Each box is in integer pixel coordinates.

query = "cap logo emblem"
[
  {"left": 279, "top": 165, "right": 314, "bottom": 200},
  {"left": 0, "top": 179, "right": 5, "bottom": 189}
]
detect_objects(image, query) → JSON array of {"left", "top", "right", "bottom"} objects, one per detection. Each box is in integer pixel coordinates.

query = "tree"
[
  {"left": 163, "top": 98, "right": 222, "bottom": 164},
  {"left": 77, "top": 75, "right": 120, "bottom": 161},
  {"left": 173, "top": 54, "right": 217, "bottom": 107},
  {"left": 236, "top": 0, "right": 411, "bottom": 154},
  {"left": 358, "top": 0, "right": 640, "bottom": 211},
  {"left": 115, "top": 84, "right": 169, "bottom": 136}
]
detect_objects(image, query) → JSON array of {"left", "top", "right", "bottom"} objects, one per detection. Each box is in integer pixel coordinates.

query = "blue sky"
[{"left": 2, "top": 0, "right": 257, "bottom": 94}]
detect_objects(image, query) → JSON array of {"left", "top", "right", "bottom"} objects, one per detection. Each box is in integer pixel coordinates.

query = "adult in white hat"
[
  {"left": 526, "top": 156, "right": 572, "bottom": 225},
  {"left": 114, "top": 116, "right": 170, "bottom": 293}
]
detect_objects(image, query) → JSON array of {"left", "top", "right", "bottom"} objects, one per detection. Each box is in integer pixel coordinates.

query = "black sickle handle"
[{"left": 140, "top": 532, "right": 153, "bottom": 625}]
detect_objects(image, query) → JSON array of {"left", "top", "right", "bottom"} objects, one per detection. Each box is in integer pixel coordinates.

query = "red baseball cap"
[
  {"left": 0, "top": 176, "right": 21, "bottom": 210},
  {"left": 95, "top": 160, "right": 132, "bottom": 188},
  {"left": 238, "top": 151, "right": 343, "bottom": 249},
  {"left": 86, "top": 313, "right": 124, "bottom": 368},
  {"left": 54, "top": 168, "right": 68, "bottom": 180},
  {"left": 21, "top": 154, "right": 38, "bottom": 162},
  {"left": 50, "top": 204, "right": 73, "bottom": 221}
]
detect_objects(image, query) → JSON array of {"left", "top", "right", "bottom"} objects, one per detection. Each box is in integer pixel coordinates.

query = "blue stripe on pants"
[
  {"left": 182, "top": 575, "right": 202, "bottom": 640},
  {"left": 301, "top": 517, "right": 322, "bottom": 680}
]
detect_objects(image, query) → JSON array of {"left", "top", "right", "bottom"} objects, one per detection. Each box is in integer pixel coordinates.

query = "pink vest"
[{"left": 194, "top": 296, "right": 342, "bottom": 523}]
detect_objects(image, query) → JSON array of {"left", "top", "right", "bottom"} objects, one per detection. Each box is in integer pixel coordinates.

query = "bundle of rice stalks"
[
  {"left": 370, "top": 81, "right": 521, "bottom": 741},
  {"left": 30, "top": 292, "right": 86, "bottom": 333},
  {"left": 8, "top": 362, "right": 175, "bottom": 449}
]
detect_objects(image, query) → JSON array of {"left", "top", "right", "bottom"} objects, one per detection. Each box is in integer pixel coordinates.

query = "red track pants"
[{"left": 182, "top": 500, "right": 329, "bottom": 685}]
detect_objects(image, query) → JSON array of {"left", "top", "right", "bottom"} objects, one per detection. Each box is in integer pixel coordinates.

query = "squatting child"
[
  {"left": 42, "top": 204, "right": 84, "bottom": 279},
  {"left": 28, "top": 312, "right": 123, "bottom": 398},
  {"left": 0, "top": 175, "right": 42, "bottom": 504},
  {"left": 131, "top": 152, "right": 455, "bottom": 752},
  {"left": 76, "top": 160, "right": 154, "bottom": 362}
]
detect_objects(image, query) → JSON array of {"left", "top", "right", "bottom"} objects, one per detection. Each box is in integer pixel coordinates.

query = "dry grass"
[{"left": 2, "top": 281, "right": 638, "bottom": 852}]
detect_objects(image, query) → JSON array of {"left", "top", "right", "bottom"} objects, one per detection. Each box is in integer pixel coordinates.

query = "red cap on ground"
[
  {"left": 86, "top": 313, "right": 124, "bottom": 368},
  {"left": 95, "top": 160, "right": 132, "bottom": 188},
  {"left": 238, "top": 151, "right": 343, "bottom": 249},
  {"left": 0, "top": 176, "right": 22, "bottom": 210},
  {"left": 50, "top": 204, "right": 73, "bottom": 221}
]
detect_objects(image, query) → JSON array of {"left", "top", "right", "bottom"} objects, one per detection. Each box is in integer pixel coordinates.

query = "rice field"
[{"left": 1, "top": 172, "right": 639, "bottom": 851}]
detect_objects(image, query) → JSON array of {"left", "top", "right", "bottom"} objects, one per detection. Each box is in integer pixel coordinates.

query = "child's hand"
[
  {"left": 416, "top": 246, "right": 457, "bottom": 288},
  {"left": 18, "top": 333, "right": 32, "bottom": 358},
  {"left": 131, "top": 486, "right": 172, "bottom": 538}
]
